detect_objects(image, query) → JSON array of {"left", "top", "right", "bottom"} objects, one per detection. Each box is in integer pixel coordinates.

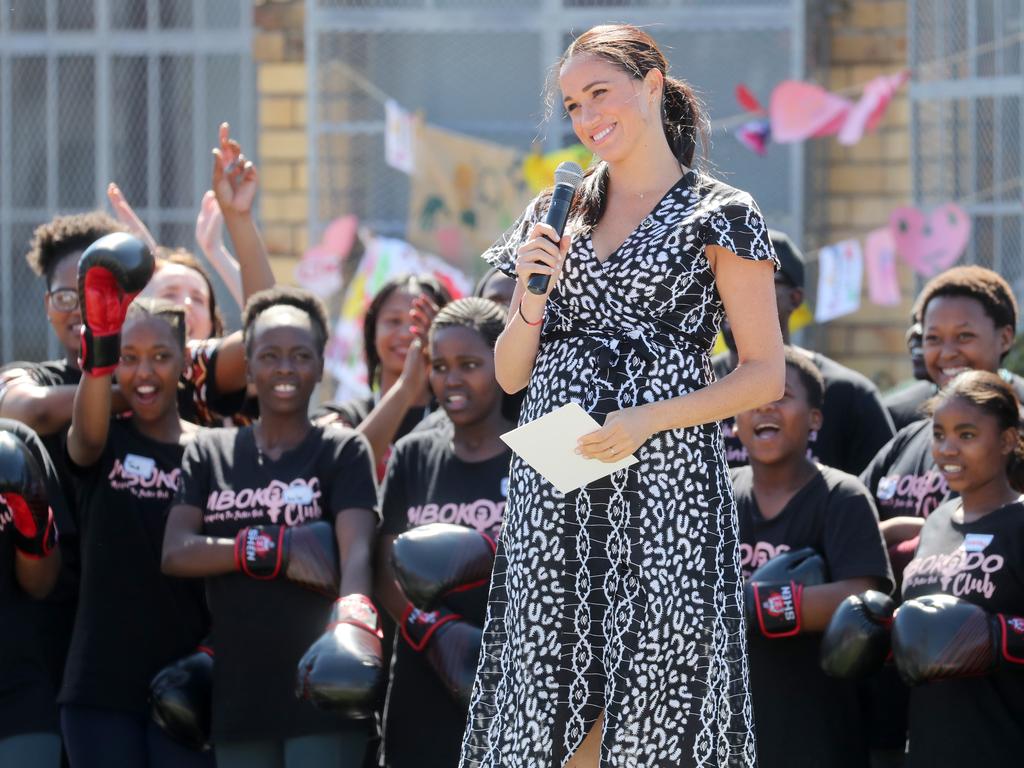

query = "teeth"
[
  {"left": 942, "top": 464, "right": 963, "bottom": 473},
  {"left": 447, "top": 394, "right": 466, "bottom": 404},
  {"left": 592, "top": 125, "right": 613, "bottom": 141},
  {"left": 136, "top": 385, "right": 156, "bottom": 395},
  {"left": 942, "top": 367, "right": 970, "bottom": 377},
  {"left": 274, "top": 383, "right": 296, "bottom": 393},
  {"left": 754, "top": 424, "right": 780, "bottom": 435}
]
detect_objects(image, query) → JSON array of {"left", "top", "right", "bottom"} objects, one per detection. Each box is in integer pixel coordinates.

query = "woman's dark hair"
[
  {"left": 543, "top": 24, "right": 708, "bottom": 232},
  {"left": 155, "top": 247, "right": 225, "bottom": 338},
  {"left": 928, "top": 370, "right": 1024, "bottom": 491},
  {"left": 26, "top": 211, "right": 124, "bottom": 288},
  {"left": 242, "top": 286, "right": 330, "bottom": 357},
  {"left": 124, "top": 298, "right": 187, "bottom": 352},
  {"left": 914, "top": 266, "right": 1018, "bottom": 339},
  {"left": 430, "top": 298, "right": 506, "bottom": 351},
  {"left": 363, "top": 274, "right": 452, "bottom": 390},
  {"left": 784, "top": 347, "right": 825, "bottom": 410}
]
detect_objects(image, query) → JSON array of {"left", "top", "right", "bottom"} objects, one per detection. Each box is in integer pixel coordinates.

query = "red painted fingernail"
[{"left": 409, "top": 325, "right": 419, "bottom": 334}]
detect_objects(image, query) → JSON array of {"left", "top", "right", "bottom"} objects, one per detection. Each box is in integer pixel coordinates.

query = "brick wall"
[
  {"left": 253, "top": 0, "right": 307, "bottom": 282},
  {"left": 806, "top": 0, "right": 915, "bottom": 391}
]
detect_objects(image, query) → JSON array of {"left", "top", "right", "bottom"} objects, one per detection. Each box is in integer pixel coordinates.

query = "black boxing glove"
[
  {"left": 820, "top": 590, "right": 896, "bottom": 679},
  {"left": 0, "top": 431, "right": 57, "bottom": 559},
  {"left": 391, "top": 523, "right": 496, "bottom": 610},
  {"left": 149, "top": 644, "right": 214, "bottom": 752},
  {"left": 744, "top": 547, "right": 826, "bottom": 638},
  {"left": 892, "top": 594, "right": 1024, "bottom": 686},
  {"left": 295, "top": 594, "right": 385, "bottom": 717},
  {"left": 233, "top": 521, "right": 339, "bottom": 596},
  {"left": 77, "top": 233, "right": 154, "bottom": 376},
  {"left": 401, "top": 603, "right": 482, "bottom": 707}
]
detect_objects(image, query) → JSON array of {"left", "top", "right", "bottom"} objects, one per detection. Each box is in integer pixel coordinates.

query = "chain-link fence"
[
  {"left": 0, "top": 0, "right": 255, "bottom": 363},
  {"left": 909, "top": 0, "right": 1024, "bottom": 300},
  {"left": 307, "top": 0, "right": 807, "bottom": 268}
]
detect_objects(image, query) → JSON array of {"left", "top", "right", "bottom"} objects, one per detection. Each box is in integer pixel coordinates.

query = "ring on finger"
[{"left": 224, "top": 159, "right": 240, "bottom": 175}]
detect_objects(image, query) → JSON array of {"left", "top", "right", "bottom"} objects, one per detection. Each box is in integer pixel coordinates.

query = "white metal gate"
[
  {"left": 305, "top": 0, "right": 807, "bottom": 263},
  {"left": 0, "top": 0, "right": 254, "bottom": 362}
]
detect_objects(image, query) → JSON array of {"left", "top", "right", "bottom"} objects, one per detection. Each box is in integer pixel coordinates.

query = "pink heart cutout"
[
  {"left": 770, "top": 80, "right": 853, "bottom": 143},
  {"left": 322, "top": 214, "right": 359, "bottom": 260},
  {"left": 888, "top": 203, "right": 971, "bottom": 278}
]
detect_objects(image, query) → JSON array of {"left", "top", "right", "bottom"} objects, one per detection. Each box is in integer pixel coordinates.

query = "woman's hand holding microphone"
[{"left": 514, "top": 222, "right": 570, "bottom": 326}]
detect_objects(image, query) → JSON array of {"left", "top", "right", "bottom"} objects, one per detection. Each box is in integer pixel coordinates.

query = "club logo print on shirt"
[
  {"left": 875, "top": 468, "right": 947, "bottom": 517},
  {"left": 204, "top": 477, "right": 323, "bottom": 527},
  {"left": 109, "top": 454, "right": 179, "bottom": 500},
  {"left": 904, "top": 542, "right": 1005, "bottom": 600},
  {"left": 739, "top": 541, "right": 791, "bottom": 578},
  {"left": 407, "top": 496, "right": 506, "bottom": 534}
]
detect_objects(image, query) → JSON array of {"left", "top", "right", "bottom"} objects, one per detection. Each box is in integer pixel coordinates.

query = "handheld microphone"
[{"left": 526, "top": 161, "right": 584, "bottom": 295}]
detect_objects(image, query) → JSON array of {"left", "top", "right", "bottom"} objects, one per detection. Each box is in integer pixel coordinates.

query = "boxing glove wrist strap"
[
  {"left": 401, "top": 603, "right": 462, "bottom": 652},
  {"left": 750, "top": 580, "right": 804, "bottom": 638},
  {"left": 997, "top": 614, "right": 1024, "bottom": 665},
  {"left": 79, "top": 330, "right": 122, "bottom": 377},
  {"left": 234, "top": 525, "right": 286, "bottom": 579}
]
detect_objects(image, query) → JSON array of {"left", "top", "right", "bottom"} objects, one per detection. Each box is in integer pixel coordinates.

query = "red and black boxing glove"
[
  {"left": 295, "top": 594, "right": 385, "bottom": 717},
  {"left": 390, "top": 523, "right": 497, "bottom": 610},
  {"left": 744, "top": 547, "right": 826, "bottom": 638},
  {"left": 819, "top": 590, "right": 896, "bottom": 679},
  {"left": 892, "top": 594, "right": 1024, "bottom": 685},
  {"left": 77, "top": 233, "right": 155, "bottom": 376},
  {"left": 0, "top": 431, "right": 57, "bottom": 559},
  {"left": 233, "top": 521, "right": 339, "bottom": 596},
  {"left": 401, "top": 603, "right": 482, "bottom": 707}
]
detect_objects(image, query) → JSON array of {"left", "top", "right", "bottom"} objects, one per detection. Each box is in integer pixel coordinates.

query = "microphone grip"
[{"left": 526, "top": 184, "right": 574, "bottom": 295}]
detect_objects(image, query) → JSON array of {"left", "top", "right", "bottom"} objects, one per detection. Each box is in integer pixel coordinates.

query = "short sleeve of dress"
[
  {"left": 701, "top": 194, "right": 779, "bottom": 269},
  {"left": 481, "top": 196, "right": 545, "bottom": 277}
]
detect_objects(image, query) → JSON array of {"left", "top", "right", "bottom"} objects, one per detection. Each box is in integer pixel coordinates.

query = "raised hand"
[
  {"left": 195, "top": 190, "right": 226, "bottom": 259},
  {"left": 211, "top": 122, "right": 258, "bottom": 216},
  {"left": 107, "top": 182, "right": 159, "bottom": 255}
]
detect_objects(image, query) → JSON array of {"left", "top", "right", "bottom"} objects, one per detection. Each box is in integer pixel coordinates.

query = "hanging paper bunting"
[
  {"left": 815, "top": 239, "right": 864, "bottom": 323},
  {"left": 864, "top": 227, "right": 902, "bottom": 306},
  {"left": 889, "top": 203, "right": 971, "bottom": 278},
  {"left": 838, "top": 70, "right": 911, "bottom": 145},
  {"left": 735, "top": 83, "right": 765, "bottom": 114},
  {"left": 770, "top": 81, "right": 853, "bottom": 143},
  {"left": 322, "top": 214, "right": 359, "bottom": 259},
  {"left": 385, "top": 99, "right": 417, "bottom": 174},
  {"left": 734, "top": 119, "right": 771, "bottom": 156}
]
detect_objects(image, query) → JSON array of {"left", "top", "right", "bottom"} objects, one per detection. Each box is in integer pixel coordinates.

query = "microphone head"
[{"left": 554, "top": 161, "right": 584, "bottom": 190}]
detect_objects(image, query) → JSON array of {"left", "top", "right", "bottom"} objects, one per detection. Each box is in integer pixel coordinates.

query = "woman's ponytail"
[{"left": 661, "top": 76, "right": 705, "bottom": 169}]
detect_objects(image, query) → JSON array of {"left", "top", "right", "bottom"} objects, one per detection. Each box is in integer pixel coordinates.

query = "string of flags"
[{"left": 732, "top": 71, "right": 910, "bottom": 155}]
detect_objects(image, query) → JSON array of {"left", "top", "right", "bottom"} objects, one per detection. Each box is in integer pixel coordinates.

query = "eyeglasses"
[{"left": 48, "top": 288, "right": 79, "bottom": 312}]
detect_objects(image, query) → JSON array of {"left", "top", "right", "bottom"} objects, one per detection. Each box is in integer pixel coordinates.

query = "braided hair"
[{"left": 429, "top": 297, "right": 506, "bottom": 350}]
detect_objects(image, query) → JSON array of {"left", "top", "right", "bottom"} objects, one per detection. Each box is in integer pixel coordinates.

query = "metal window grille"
[
  {"left": 0, "top": 0, "right": 254, "bottom": 363},
  {"left": 306, "top": 0, "right": 807, "bottom": 265},
  {"left": 909, "top": 0, "right": 1024, "bottom": 299}
]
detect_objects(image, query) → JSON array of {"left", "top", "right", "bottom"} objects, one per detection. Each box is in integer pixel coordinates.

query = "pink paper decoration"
[
  {"left": 322, "top": 214, "right": 359, "bottom": 260},
  {"left": 294, "top": 244, "right": 342, "bottom": 298},
  {"left": 838, "top": 70, "right": 910, "bottom": 146},
  {"left": 889, "top": 203, "right": 971, "bottom": 278},
  {"left": 735, "top": 120, "right": 771, "bottom": 156},
  {"left": 770, "top": 81, "right": 853, "bottom": 143},
  {"left": 735, "top": 83, "right": 765, "bottom": 114},
  {"left": 864, "top": 227, "right": 901, "bottom": 306}
]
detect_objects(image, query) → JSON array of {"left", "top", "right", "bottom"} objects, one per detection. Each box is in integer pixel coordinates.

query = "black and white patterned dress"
[{"left": 460, "top": 169, "right": 777, "bottom": 768}]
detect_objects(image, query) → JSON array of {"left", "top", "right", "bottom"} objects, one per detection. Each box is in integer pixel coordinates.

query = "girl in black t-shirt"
[
  {"left": 318, "top": 274, "right": 452, "bottom": 477},
  {"left": 61, "top": 299, "right": 211, "bottom": 768},
  {"left": 861, "top": 266, "right": 1024, "bottom": 565},
  {"left": 162, "top": 287, "right": 380, "bottom": 768},
  {"left": 898, "top": 370, "right": 1024, "bottom": 765},
  {"left": 377, "top": 298, "right": 514, "bottom": 768}
]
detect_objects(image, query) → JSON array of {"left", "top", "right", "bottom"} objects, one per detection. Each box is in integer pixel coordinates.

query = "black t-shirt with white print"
[
  {"left": 861, "top": 371, "right": 1024, "bottom": 522},
  {"left": 380, "top": 430, "right": 508, "bottom": 768},
  {"left": 59, "top": 418, "right": 207, "bottom": 713},
  {"left": 0, "top": 418, "right": 75, "bottom": 739},
  {"left": 715, "top": 350, "right": 895, "bottom": 476},
  {"left": 176, "top": 424, "right": 378, "bottom": 742},
  {"left": 733, "top": 464, "right": 893, "bottom": 768},
  {"left": 900, "top": 499, "right": 1024, "bottom": 766}
]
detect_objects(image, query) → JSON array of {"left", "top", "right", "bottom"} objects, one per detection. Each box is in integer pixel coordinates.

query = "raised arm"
[
  {"left": 492, "top": 221, "right": 570, "bottom": 394},
  {"left": 107, "top": 182, "right": 159, "bottom": 255},
  {"left": 212, "top": 122, "right": 275, "bottom": 303},
  {"left": 1, "top": 372, "right": 128, "bottom": 436},
  {"left": 195, "top": 190, "right": 243, "bottom": 308}
]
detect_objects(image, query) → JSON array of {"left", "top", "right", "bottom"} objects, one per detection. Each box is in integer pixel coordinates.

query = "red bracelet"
[{"left": 518, "top": 299, "right": 542, "bottom": 326}]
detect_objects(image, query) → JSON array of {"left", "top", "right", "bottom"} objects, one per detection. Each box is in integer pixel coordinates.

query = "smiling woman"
[{"left": 460, "top": 23, "right": 785, "bottom": 768}]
